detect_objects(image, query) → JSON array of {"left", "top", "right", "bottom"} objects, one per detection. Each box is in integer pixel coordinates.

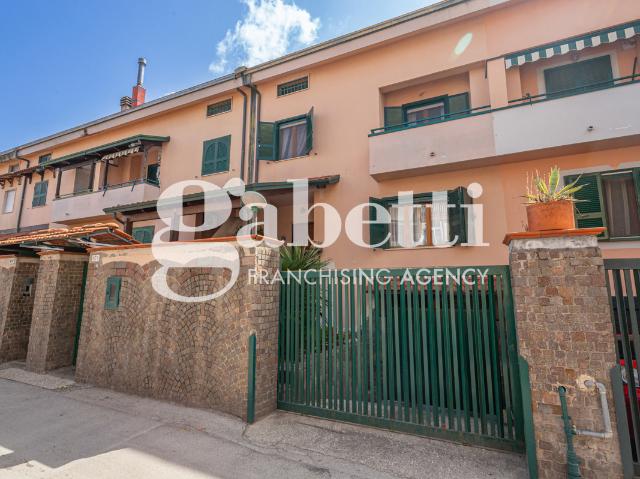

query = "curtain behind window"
[
  {"left": 279, "top": 120, "right": 307, "bottom": 160},
  {"left": 602, "top": 173, "right": 640, "bottom": 238},
  {"left": 73, "top": 165, "right": 92, "bottom": 193}
]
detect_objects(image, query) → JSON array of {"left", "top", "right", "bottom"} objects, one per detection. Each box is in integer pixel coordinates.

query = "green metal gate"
[
  {"left": 605, "top": 259, "right": 640, "bottom": 478},
  {"left": 277, "top": 267, "right": 525, "bottom": 452}
]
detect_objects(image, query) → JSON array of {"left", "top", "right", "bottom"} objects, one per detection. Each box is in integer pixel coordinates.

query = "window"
[
  {"left": 564, "top": 169, "right": 640, "bottom": 240},
  {"left": 206, "top": 99, "right": 232, "bottom": 117},
  {"left": 104, "top": 276, "right": 122, "bottom": 309},
  {"left": 405, "top": 102, "right": 445, "bottom": 125},
  {"left": 202, "top": 135, "right": 231, "bottom": 175},
  {"left": 38, "top": 154, "right": 51, "bottom": 165},
  {"left": 146, "top": 163, "right": 160, "bottom": 185},
  {"left": 389, "top": 204, "right": 432, "bottom": 247},
  {"left": 544, "top": 55, "right": 613, "bottom": 96},
  {"left": 2, "top": 190, "right": 16, "bottom": 214},
  {"left": 8, "top": 164, "right": 19, "bottom": 173},
  {"left": 257, "top": 108, "right": 313, "bottom": 161},
  {"left": 369, "top": 187, "right": 470, "bottom": 249},
  {"left": 277, "top": 77, "right": 308, "bottom": 97},
  {"left": 73, "top": 164, "right": 93, "bottom": 193},
  {"left": 384, "top": 92, "right": 470, "bottom": 129},
  {"left": 32, "top": 181, "right": 48, "bottom": 207},
  {"left": 278, "top": 118, "right": 308, "bottom": 160},
  {"left": 132, "top": 226, "right": 155, "bottom": 244}
]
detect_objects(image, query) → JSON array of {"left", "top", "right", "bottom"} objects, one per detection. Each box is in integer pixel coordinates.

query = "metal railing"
[
  {"left": 277, "top": 267, "right": 525, "bottom": 452},
  {"left": 369, "top": 104, "right": 491, "bottom": 136},
  {"left": 370, "top": 74, "right": 639, "bottom": 137},
  {"left": 605, "top": 258, "right": 640, "bottom": 477},
  {"left": 508, "top": 74, "right": 639, "bottom": 106},
  {"left": 54, "top": 178, "right": 159, "bottom": 200}
]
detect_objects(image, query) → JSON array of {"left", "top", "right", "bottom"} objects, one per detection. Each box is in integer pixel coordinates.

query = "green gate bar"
[{"left": 276, "top": 266, "right": 525, "bottom": 453}]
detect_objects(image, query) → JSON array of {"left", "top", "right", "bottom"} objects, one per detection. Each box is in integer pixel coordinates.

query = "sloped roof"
[{"left": 0, "top": 222, "right": 137, "bottom": 250}]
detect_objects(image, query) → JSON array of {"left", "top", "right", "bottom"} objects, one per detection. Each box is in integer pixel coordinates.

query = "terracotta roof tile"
[{"left": 0, "top": 222, "right": 137, "bottom": 249}]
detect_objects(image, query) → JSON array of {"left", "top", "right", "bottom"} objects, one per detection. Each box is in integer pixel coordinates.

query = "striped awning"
[{"left": 505, "top": 20, "right": 640, "bottom": 69}]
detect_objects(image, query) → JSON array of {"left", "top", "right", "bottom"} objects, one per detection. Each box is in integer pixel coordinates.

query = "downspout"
[
  {"left": 236, "top": 87, "right": 248, "bottom": 182},
  {"left": 247, "top": 86, "right": 257, "bottom": 184},
  {"left": 15, "top": 153, "right": 30, "bottom": 233},
  {"left": 253, "top": 85, "right": 262, "bottom": 184}
]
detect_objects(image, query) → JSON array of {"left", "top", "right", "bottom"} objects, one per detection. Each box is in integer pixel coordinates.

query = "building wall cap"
[{"left": 504, "top": 227, "right": 605, "bottom": 251}]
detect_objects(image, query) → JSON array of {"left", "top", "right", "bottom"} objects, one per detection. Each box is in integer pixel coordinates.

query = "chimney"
[
  {"left": 120, "top": 96, "right": 132, "bottom": 111},
  {"left": 131, "top": 57, "right": 147, "bottom": 107}
]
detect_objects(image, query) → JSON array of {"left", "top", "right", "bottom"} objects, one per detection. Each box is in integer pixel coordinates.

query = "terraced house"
[{"left": 0, "top": 1, "right": 639, "bottom": 478}]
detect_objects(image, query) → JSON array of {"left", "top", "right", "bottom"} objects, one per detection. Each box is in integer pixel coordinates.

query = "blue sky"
[{"left": 0, "top": 0, "right": 437, "bottom": 151}]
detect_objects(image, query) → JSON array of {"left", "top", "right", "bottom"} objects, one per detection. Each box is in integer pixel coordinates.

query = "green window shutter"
[
  {"left": 257, "top": 121, "right": 276, "bottom": 161},
  {"left": 564, "top": 173, "right": 608, "bottom": 238},
  {"left": 369, "top": 197, "right": 390, "bottom": 249},
  {"left": 215, "top": 135, "right": 230, "bottom": 172},
  {"left": 633, "top": 169, "right": 640, "bottom": 220},
  {"left": 383, "top": 107, "right": 404, "bottom": 130},
  {"left": 202, "top": 136, "right": 231, "bottom": 175},
  {"left": 132, "top": 226, "right": 155, "bottom": 244},
  {"left": 447, "top": 187, "right": 470, "bottom": 245},
  {"left": 104, "top": 276, "right": 121, "bottom": 310},
  {"left": 32, "top": 181, "right": 48, "bottom": 207},
  {"left": 544, "top": 55, "right": 613, "bottom": 95},
  {"left": 446, "top": 93, "right": 470, "bottom": 119},
  {"left": 305, "top": 107, "right": 314, "bottom": 155}
]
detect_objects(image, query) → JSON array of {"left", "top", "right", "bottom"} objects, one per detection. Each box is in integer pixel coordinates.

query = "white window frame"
[{"left": 3, "top": 189, "right": 16, "bottom": 214}]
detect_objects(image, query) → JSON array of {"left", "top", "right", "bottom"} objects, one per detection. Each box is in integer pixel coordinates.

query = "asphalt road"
[{"left": 0, "top": 376, "right": 527, "bottom": 478}]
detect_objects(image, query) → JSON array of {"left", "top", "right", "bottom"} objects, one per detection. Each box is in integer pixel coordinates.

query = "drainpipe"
[
  {"left": 574, "top": 381, "right": 613, "bottom": 439},
  {"left": 247, "top": 86, "right": 257, "bottom": 184},
  {"left": 253, "top": 85, "right": 262, "bottom": 184},
  {"left": 236, "top": 87, "right": 248, "bottom": 182},
  {"left": 15, "top": 152, "right": 30, "bottom": 233}
]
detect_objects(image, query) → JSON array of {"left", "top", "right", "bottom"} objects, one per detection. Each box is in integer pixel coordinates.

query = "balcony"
[
  {"left": 369, "top": 76, "right": 640, "bottom": 180},
  {"left": 51, "top": 180, "right": 160, "bottom": 223}
]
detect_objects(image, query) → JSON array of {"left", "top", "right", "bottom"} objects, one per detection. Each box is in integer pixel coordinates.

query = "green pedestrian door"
[{"left": 277, "top": 267, "right": 526, "bottom": 452}]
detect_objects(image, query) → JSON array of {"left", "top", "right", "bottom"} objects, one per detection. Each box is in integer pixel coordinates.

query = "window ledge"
[
  {"left": 200, "top": 170, "right": 230, "bottom": 178},
  {"left": 378, "top": 244, "right": 456, "bottom": 251},
  {"left": 266, "top": 154, "right": 310, "bottom": 163}
]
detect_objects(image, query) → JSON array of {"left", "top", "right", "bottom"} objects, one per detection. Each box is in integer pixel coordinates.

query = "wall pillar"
[
  {"left": 75, "top": 242, "right": 279, "bottom": 421},
  {"left": 26, "top": 252, "right": 88, "bottom": 373},
  {"left": 0, "top": 255, "right": 39, "bottom": 363},
  {"left": 487, "top": 57, "right": 510, "bottom": 108},
  {"left": 506, "top": 230, "right": 623, "bottom": 478}
]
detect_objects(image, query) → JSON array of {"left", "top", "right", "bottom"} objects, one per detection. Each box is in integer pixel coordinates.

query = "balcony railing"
[
  {"left": 508, "top": 74, "right": 639, "bottom": 106},
  {"left": 369, "top": 104, "right": 491, "bottom": 136},
  {"left": 369, "top": 75, "right": 639, "bottom": 137},
  {"left": 55, "top": 178, "right": 159, "bottom": 200},
  {"left": 51, "top": 179, "right": 161, "bottom": 223}
]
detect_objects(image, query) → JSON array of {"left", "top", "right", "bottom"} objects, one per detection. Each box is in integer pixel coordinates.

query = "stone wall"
[
  {"left": 0, "top": 255, "right": 39, "bottom": 362},
  {"left": 508, "top": 233, "right": 622, "bottom": 479},
  {"left": 75, "top": 242, "right": 280, "bottom": 421},
  {"left": 26, "top": 252, "right": 88, "bottom": 373}
]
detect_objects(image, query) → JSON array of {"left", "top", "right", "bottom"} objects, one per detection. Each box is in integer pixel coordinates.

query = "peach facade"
[{"left": 0, "top": 0, "right": 638, "bottom": 268}]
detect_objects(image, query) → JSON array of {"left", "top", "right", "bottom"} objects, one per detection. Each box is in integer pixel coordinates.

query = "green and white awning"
[{"left": 505, "top": 20, "right": 640, "bottom": 69}]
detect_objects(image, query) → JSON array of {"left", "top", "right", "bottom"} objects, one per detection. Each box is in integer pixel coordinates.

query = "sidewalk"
[{"left": 0, "top": 369, "right": 527, "bottom": 478}]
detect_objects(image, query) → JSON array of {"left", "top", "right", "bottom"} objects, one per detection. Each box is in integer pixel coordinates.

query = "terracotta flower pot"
[{"left": 526, "top": 200, "right": 576, "bottom": 231}]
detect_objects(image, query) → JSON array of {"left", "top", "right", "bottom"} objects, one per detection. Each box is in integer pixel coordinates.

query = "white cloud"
[{"left": 210, "top": 0, "right": 320, "bottom": 74}]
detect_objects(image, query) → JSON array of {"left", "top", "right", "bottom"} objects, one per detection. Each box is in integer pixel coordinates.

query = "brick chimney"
[{"left": 131, "top": 57, "right": 146, "bottom": 107}]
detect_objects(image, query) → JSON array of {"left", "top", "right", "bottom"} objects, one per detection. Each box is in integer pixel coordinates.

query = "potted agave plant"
[{"left": 525, "top": 166, "right": 583, "bottom": 231}]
